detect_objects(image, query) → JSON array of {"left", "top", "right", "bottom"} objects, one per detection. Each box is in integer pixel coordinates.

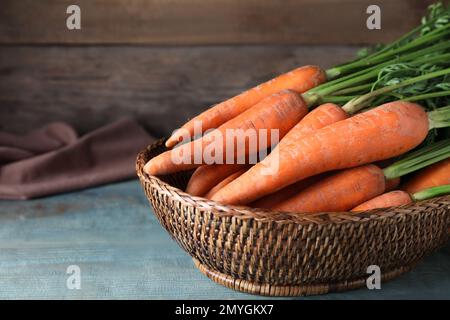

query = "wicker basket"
[{"left": 136, "top": 139, "right": 450, "bottom": 296}]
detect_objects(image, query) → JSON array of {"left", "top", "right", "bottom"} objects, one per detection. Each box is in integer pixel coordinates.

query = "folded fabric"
[
  {"left": 0, "top": 122, "right": 78, "bottom": 165},
  {"left": 0, "top": 118, "right": 154, "bottom": 200}
]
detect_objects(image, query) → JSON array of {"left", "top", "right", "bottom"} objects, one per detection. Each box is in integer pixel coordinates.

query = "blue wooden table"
[{"left": 0, "top": 180, "right": 449, "bottom": 299}]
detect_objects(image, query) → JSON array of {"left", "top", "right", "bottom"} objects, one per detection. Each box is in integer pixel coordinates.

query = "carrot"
[
  {"left": 212, "top": 101, "right": 429, "bottom": 205},
  {"left": 273, "top": 165, "right": 386, "bottom": 213},
  {"left": 264, "top": 138, "right": 450, "bottom": 213},
  {"left": 147, "top": 65, "right": 450, "bottom": 177},
  {"left": 250, "top": 102, "right": 348, "bottom": 209},
  {"left": 186, "top": 164, "right": 246, "bottom": 197},
  {"left": 251, "top": 174, "right": 326, "bottom": 209},
  {"left": 402, "top": 158, "right": 450, "bottom": 194},
  {"left": 166, "top": 18, "right": 450, "bottom": 150},
  {"left": 351, "top": 184, "right": 450, "bottom": 211},
  {"left": 165, "top": 65, "right": 326, "bottom": 148},
  {"left": 351, "top": 191, "right": 412, "bottom": 211},
  {"left": 282, "top": 102, "right": 349, "bottom": 140},
  {"left": 145, "top": 90, "right": 308, "bottom": 175},
  {"left": 205, "top": 169, "right": 247, "bottom": 199}
]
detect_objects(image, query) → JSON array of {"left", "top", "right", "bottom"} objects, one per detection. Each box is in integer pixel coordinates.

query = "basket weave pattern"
[{"left": 137, "top": 139, "right": 450, "bottom": 296}]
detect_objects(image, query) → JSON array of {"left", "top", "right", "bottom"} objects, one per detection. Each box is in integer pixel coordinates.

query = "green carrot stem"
[
  {"left": 428, "top": 106, "right": 450, "bottom": 129},
  {"left": 367, "top": 25, "right": 450, "bottom": 63},
  {"left": 367, "top": 23, "right": 450, "bottom": 60},
  {"left": 331, "top": 83, "right": 374, "bottom": 96},
  {"left": 337, "top": 2, "right": 446, "bottom": 67},
  {"left": 326, "top": 23, "right": 450, "bottom": 78},
  {"left": 412, "top": 184, "right": 450, "bottom": 201},
  {"left": 319, "top": 41, "right": 450, "bottom": 92},
  {"left": 391, "top": 138, "right": 450, "bottom": 166},
  {"left": 342, "top": 67, "right": 450, "bottom": 114},
  {"left": 383, "top": 138, "right": 450, "bottom": 180},
  {"left": 367, "top": 4, "right": 449, "bottom": 57},
  {"left": 320, "top": 95, "right": 358, "bottom": 104},
  {"left": 410, "top": 52, "right": 450, "bottom": 66},
  {"left": 403, "top": 90, "right": 450, "bottom": 102},
  {"left": 320, "top": 63, "right": 381, "bottom": 91},
  {"left": 371, "top": 24, "right": 421, "bottom": 55},
  {"left": 315, "top": 51, "right": 450, "bottom": 101},
  {"left": 304, "top": 67, "right": 386, "bottom": 106}
]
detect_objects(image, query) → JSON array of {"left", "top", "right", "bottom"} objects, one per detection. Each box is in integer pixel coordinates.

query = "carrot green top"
[
  {"left": 383, "top": 138, "right": 450, "bottom": 180},
  {"left": 412, "top": 184, "right": 450, "bottom": 201},
  {"left": 325, "top": 2, "right": 450, "bottom": 79}
]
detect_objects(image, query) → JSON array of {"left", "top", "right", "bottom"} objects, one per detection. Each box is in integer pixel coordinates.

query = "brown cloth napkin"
[{"left": 0, "top": 118, "right": 153, "bottom": 200}]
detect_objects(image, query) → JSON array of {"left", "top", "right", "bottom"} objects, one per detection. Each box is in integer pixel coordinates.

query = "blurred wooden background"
[{"left": 0, "top": 0, "right": 435, "bottom": 137}]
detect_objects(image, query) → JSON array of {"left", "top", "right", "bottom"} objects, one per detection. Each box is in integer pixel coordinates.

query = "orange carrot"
[
  {"left": 165, "top": 65, "right": 326, "bottom": 148},
  {"left": 272, "top": 165, "right": 386, "bottom": 213},
  {"left": 186, "top": 164, "right": 246, "bottom": 197},
  {"left": 251, "top": 174, "right": 325, "bottom": 209},
  {"left": 145, "top": 90, "right": 308, "bottom": 175},
  {"left": 284, "top": 102, "right": 349, "bottom": 139},
  {"left": 402, "top": 158, "right": 450, "bottom": 194},
  {"left": 251, "top": 102, "right": 348, "bottom": 209},
  {"left": 264, "top": 138, "right": 450, "bottom": 213},
  {"left": 352, "top": 183, "right": 450, "bottom": 211},
  {"left": 211, "top": 102, "right": 429, "bottom": 205},
  {"left": 205, "top": 169, "right": 247, "bottom": 199},
  {"left": 351, "top": 190, "right": 412, "bottom": 211}
]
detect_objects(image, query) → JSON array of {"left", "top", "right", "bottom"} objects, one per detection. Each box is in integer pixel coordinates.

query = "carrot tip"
[
  {"left": 165, "top": 137, "right": 177, "bottom": 148},
  {"left": 165, "top": 129, "right": 184, "bottom": 148},
  {"left": 143, "top": 161, "right": 155, "bottom": 176},
  {"left": 210, "top": 193, "right": 222, "bottom": 203}
]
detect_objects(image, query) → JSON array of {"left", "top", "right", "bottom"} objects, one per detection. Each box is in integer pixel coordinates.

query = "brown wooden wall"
[
  {"left": 0, "top": 0, "right": 437, "bottom": 136},
  {"left": 0, "top": 0, "right": 433, "bottom": 45}
]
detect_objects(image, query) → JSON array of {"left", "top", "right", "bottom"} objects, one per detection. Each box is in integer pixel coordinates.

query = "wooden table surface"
[{"left": 0, "top": 180, "right": 449, "bottom": 299}]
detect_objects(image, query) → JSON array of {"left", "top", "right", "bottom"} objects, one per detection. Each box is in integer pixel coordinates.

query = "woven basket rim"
[{"left": 137, "top": 139, "right": 450, "bottom": 225}]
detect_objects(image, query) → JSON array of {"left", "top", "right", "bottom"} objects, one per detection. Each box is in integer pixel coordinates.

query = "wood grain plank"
[
  {"left": 0, "top": 45, "right": 360, "bottom": 137},
  {"left": 0, "top": 0, "right": 434, "bottom": 45}
]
